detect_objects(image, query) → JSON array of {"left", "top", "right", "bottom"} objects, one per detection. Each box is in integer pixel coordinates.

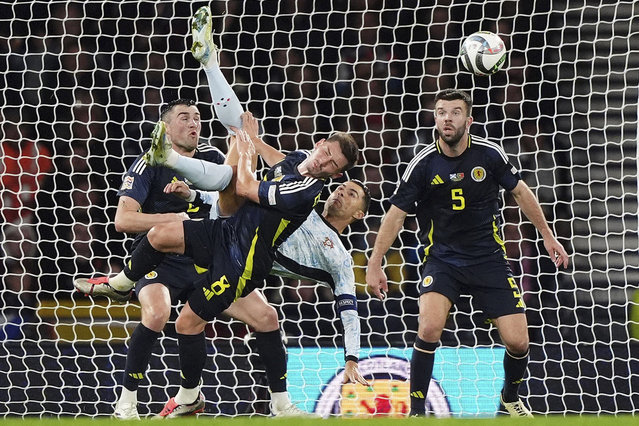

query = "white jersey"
[{"left": 198, "top": 192, "right": 360, "bottom": 361}]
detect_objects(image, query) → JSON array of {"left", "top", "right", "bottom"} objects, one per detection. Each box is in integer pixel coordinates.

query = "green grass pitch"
[{"left": 2, "top": 415, "right": 637, "bottom": 425}]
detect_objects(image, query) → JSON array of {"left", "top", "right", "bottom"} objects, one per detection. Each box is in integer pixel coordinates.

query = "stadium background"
[{"left": 1, "top": 0, "right": 638, "bottom": 417}]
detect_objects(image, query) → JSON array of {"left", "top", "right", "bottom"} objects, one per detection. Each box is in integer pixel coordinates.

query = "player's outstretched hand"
[
  {"left": 543, "top": 235, "right": 570, "bottom": 269},
  {"left": 233, "top": 129, "right": 260, "bottom": 201},
  {"left": 240, "top": 111, "right": 260, "bottom": 141},
  {"left": 163, "top": 181, "right": 191, "bottom": 199},
  {"left": 162, "top": 182, "right": 192, "bottom": 221},
  {"left": 230, "top": 129, "right": 256, "bottom": 157},
  {"left": 365, "top": 264, "right": 388, "bottom": 300},
  {"left": 342, "top": 360, "right": 369, "bottom": 386}
]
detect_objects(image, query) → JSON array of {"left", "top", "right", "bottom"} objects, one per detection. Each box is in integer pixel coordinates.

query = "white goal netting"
[{"left": 1, "top": 0, "right": 638, "bottom": 417}]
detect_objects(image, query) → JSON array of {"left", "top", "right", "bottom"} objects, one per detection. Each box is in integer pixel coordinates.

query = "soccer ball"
[{"left": 460, "top": 31, "right": 507, "bottom": 76}]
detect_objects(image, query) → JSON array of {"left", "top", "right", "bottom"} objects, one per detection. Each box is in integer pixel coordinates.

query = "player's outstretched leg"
[
  {"left": 73, "top": 276, "right": 132, "bottom": 303},
  {"left": 191, "top": 6, "right": 218, "bottom": 67},
  {"left": 190, "top": 5, "right": 243, "bottom": 132},
  {"left": 143, "top": 121, "right": 173, "bottom": 166},
  {"left": 500, "top": 394, "right": 534, "bottom": 417},
  {"left": 157, "top": 392, "right": 205, "bottom": 418}
]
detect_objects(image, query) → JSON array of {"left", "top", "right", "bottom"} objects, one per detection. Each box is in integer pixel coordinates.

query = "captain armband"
[{"left": 335, "top": 294, "right": 357, "bottom": 314}]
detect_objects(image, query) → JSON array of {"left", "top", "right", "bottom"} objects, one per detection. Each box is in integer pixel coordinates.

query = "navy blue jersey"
[
  {"left": 390, "top": 136, "right": 521, "bottom": 266},
  {"left": 117, "top": 142, "right": 226, "bottom": 252},
  {"left": 222, "top": 150, "right": 324, "bottom": 290}
]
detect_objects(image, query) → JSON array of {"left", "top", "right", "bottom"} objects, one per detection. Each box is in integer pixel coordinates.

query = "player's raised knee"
[{"left": 148, "top": 222, "right": 184, "bottom": 252}]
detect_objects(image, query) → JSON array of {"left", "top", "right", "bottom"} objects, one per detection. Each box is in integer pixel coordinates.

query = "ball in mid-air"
[{"left": 460, "top": 31, "right": 507, "bottom": 76}]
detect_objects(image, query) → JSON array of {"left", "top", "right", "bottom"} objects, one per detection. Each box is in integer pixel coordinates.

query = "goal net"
[{"left": 1, "top": 0, "right": 638, "bottom": 417}]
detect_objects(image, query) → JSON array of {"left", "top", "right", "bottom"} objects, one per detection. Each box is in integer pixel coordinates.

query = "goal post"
[{"left": 1, "top": 0, "right": 638, "bottom": 417}]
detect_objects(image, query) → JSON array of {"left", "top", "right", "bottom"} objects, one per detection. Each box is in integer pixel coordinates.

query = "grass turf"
[{"left": 1, "top": 415, "right": 637, "bottom": 426}]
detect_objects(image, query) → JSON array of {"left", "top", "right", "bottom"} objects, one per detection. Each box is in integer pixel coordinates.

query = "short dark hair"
[
  {"left": 350, "top": 179, "right": 371, "bottom": 215},
  {"left": 326, "top": 132, "right": 359, "bottom": 171},
  {"left": 435, "top": 89, "right": 473, "bottom": 116},
  {"left": 160, "top": 98, "right": 197, "bottom": 121}
]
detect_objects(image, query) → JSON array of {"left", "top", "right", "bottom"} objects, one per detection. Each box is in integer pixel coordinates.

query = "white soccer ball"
[{"left": 460, "top": 31, "right": 507, "bottom": 76}]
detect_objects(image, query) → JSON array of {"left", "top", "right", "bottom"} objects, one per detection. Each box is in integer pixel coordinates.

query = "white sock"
[
  {"left": 165, "top": 148, "right": 180, "bottom": 168},
  {"left": 271, "top": 391, "right": 291, "bottom": 409},
  {"left": 204, "top": 49, "right": 219, "bottom": 70},
  {"left": 174, "top": 386, "right": 200, "bottom": 405},
  {"left": 117, "top": 387, "right": 137, "bottom": 406},
  {"left": 203, "top": 66, "right": 243, "bottom": 132},
  {"left": 171, "top": 155, "right": 233, "bottom": 191},
  {"left": 109, "top": 271, "right": 135, "bottom": 291}
]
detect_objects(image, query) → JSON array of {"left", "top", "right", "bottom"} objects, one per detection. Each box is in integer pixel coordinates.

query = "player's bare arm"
[
  {"left": 114, "top": 195, "right": 188, "bottom": 234},
  {"left": 510, "top": 180, "right": 569, "bottom": 269},
  {"left": 366, "top": 204, "right": 408, "bottom": 300},
  {"left": 234, "top": 130, "right": 260, "bottom": 203},
  {"left": 214, "top": 114, "right": 264, "bottom": 217},
  {"left": 238, "top": 111, "right": 285, "bottom": 167}
]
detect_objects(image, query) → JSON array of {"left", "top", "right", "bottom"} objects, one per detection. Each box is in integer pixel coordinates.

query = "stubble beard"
[
  {"left": 440, "top": 126, "right": 466, "bottom": 148},
  {"left": 173, "top": 134, "right": 198, "bottom": 154}
]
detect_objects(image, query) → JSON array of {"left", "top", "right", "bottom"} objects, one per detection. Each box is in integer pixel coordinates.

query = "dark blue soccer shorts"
[
  {"left": 418, "top": 255, "right": 525, "bottom": 319},
  {"left": 135, "top": 255, "right": 204, "bottom": 305},
  {"left": 181, "top": 219, "right": 258, "bottom": 322}
]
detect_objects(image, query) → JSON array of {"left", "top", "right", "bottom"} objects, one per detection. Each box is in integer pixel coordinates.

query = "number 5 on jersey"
[{"left": 451, "top": 188, "right": 465, "bottom": 210}]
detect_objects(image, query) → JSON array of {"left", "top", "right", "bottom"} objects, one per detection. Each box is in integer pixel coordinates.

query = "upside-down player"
[{"left": 74, "top": 5, "right": 364, "bottom": 419}]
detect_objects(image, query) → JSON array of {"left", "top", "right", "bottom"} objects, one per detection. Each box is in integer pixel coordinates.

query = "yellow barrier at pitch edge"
[{"left": 37, "top": 298, "right": 141, "bottom": 342}]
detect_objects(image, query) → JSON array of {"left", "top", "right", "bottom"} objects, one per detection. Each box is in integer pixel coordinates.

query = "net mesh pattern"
[{"left": 1, "top": 0, "right": 638, "bottom": 417}]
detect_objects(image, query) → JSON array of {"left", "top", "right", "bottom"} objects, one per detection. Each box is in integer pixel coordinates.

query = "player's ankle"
[
  {"left": 501, "top": 389, "right": 519, "bottom": 403},
  {"left": 165, "top": 149, "right": 179, "bottom": 167},
  {"left": 118, "top": 387, "right": 137, "bottom": 405},
  {"left": 109, "top": 272, "right": 135, "bottom": 291},
  {"left": 270, "top": 391, "right": 291, "bottom": 410},
  {"left": 203, "top": 55, "right": 219, "bottom": 70},
  {"left": 174, "top": 385, "right": 200, "bottom": 405}
]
